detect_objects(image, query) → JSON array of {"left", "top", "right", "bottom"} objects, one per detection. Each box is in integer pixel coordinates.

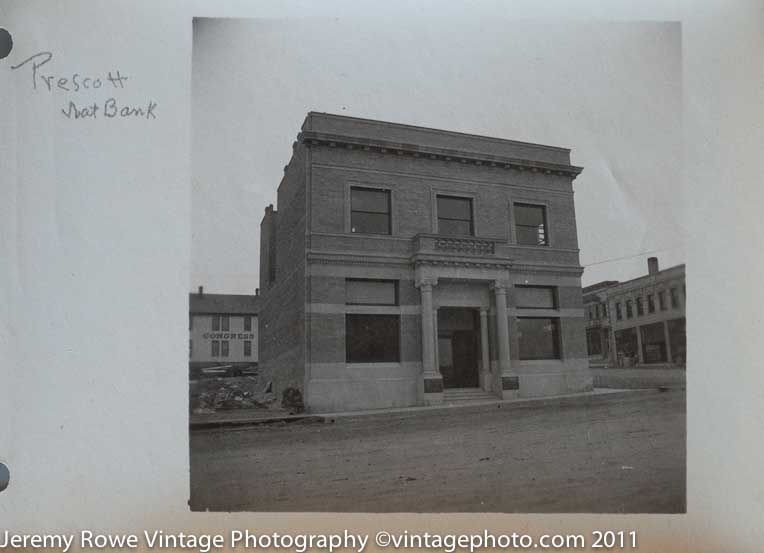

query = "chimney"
[
  {"left": 198, "top": 285, "right": 204, "bottom": 296},
  {"left": 647, "top": 257, "right": 659, "bottom": 275}
]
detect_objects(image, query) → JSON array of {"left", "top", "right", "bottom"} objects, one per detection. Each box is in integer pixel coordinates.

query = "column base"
[
  {"left": 423, "top": 375, "right": 444, "bottom": 405},
  {"left": 479, "top": 371, "right": 492, "bottom": 392}
]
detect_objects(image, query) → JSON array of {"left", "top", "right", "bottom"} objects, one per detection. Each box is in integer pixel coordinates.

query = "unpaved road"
[{"left": 190, "top": 389, "right": 685, "bottom": 513}]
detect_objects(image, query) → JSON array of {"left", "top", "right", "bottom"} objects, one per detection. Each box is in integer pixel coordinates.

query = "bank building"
[{"left": 258, "top": 112, "right": 592, "bottom": 413}]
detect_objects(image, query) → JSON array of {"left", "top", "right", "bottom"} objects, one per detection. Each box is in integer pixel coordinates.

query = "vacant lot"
[{"left": 190, "top": 389, "right": 685, "bottom": 513}]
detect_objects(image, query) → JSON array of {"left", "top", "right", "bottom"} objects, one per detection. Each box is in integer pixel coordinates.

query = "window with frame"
[
  {"left": 350, "top": 187, "right": 391, "bottom": 235},
  {"left": 437, "top": 195, "right": 474, "bottom": 236},
  {"left": 221, "top": 340, "right": 229, "bottom": 357},
  {"left": 346, "top": 314, "right": 400, "bottom": 363},
  {"left": 636, "top": 297, "right": 644, "bottom": 316},
  {"left": 189, "top": 339, "right": 192, "bottom": 357},
  {"left": 647, "top": 294, "right": 655, "bottom": 313},
  {"left": 658, "top": 291, "right": 667, "bottom": 311},
  {"left": 518, "top": 318, "right": 561, "bottom": 360},
  {"left": 515, "top": 285, "right": 557, "bottom": 309},
  {"left": 244, "top": 340, "right": 252, "bottom": 357},
  {"left": 221, "top": 316, "right": 230, "bottom": 332},
  {"left": 244, "top": 316, "right": 252, "bottom": 332},
  {"left": 670, "top": 288, "right": 680, "bottom": 309},
  {"left": 212, "top": 315, "right": 220, "bottom": 331},
  {"left": 211, "top": 340, "right": 220, "bottom": 357},
  {"left": 602, "top": 303, "right": 608, "bottom": 318},
  {"left": 346, "top": 279, "right": 398, "bottom": 306},
  {"left": 514, "top": 203, "right": 548, "bottom": 246},
  {"left": 615, "top": 302, "right": 623, "bottom": 320},
  {"left": 626, "top": 300, "right": 633, "bottom": 319}
]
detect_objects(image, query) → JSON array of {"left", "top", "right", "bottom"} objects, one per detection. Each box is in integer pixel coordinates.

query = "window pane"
[
  {"left": 222, "top": 316, "right": 229, "bottom": 331},
  {"left": 437, "top": 219, "right": 472, "bottom": 236},
  {"left": 514, "top": 204, "right": 545, "bottom": 226},
  {"left": 516, "top": 225, "right": 547, "bottom": 246},
  {"left": 437, "top": 196, "right": 472, "bottom": 220},
  {"left": 350, "top": 211, "right": 390, "bottom": 234},
  {"left": 640, "top": 322, "right": 667, "bottom": 363},
  {"left": 346, "top": 279, "right": 397, "bottom": 305},
  {"left": 221, "top": 340, "right": 229, "bottom": 357},
  {"left": 346, "top": 314, "right": 400, "bottom": 363},
  {"left": 244, "top": 316, "right": 252, "bottom": 331},
  {"left": 244, "top": 340, "right": 252, "bottom": 357},
  {"left": 351, "top": 188, "right": 390, "bottom": 213},
  {"left": 212, "top": 316, "right": 220, "bottom": 331},
  {"left": 211, "top": 340, "right": 219, "bottom": 357},
  {"left": 515, "top": 286, "right": 556, "bottom": 309},
  {"left": 517, "top": 318, "right": 560, "bottom": 360},
  {"left": 670, "top": 288, "right": 679, "bottom": 308}
]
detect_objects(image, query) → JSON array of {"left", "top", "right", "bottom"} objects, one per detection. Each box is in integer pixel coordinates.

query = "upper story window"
[
  {"left": 350, "top": 187, "right": 391, "bottom": 235},
  {"left": 515, "top": 285, "right": 557, "bottom": 309},
  {"left": 602, "top": 303, "right": 608, "bottom": 318},
  {"left": 615, "top": 302, "right": 622, "bottom": 320},
  {"left": 221, "top": 316, "right": 230, "bottom": 332},
  {"left": 647, "top": 294, "right": 656, "bottom": 313},
  {"left": 346, "top": 279, "right": 398, "bottom": 306},
  {"left": 436, "top": 195, "right": 474, "bottom": 236},
  {"left": 670, "top": 287, "right": 680, "bottom": 309},
  {"left": 636, "top": 297, "right": 644, "bottom": 316},
  {"left": 244, "top": 316, "right": 252, "bottom": 332},
  {"left": 514, "top": 203, "right": 548, "bottom": 246},
  {"left": 658, "top": 290, "right": 667, "bottom": 311},
  {"left": 212, "top": 315, "right": 220, "bottom": 331},
  {"left": 625, "top": 300, "right": 633, "bottom": 319}
]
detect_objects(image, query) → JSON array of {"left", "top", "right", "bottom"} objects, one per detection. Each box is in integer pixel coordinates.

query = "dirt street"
[{"left": 190, "top": 389, "right": 685, "bottom": 513}]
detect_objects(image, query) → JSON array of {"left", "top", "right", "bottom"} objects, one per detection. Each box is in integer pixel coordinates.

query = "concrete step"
[{"left": 443, "top": 388, "right": 498, "bottom": 402}]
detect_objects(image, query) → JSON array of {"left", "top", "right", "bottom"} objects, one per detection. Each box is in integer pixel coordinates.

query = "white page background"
[{"left": 1, "top": 1, "right": 763, "bottom": 551}]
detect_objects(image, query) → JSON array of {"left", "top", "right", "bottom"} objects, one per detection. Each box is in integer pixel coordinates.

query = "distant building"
[
  {"left": 189, "top": 287, "right": 260, "bottom": 373},
  {"left": 257, "top": 112, "right": 591, "bottom": 413},
  {"left": 583, "top": 258, "right": 686, "bottom": 367}
]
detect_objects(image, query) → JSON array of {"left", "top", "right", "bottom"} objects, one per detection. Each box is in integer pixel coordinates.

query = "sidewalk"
[
  {"left": 189, "top": 387, "right": 649, "bottom": 430},
  {"left": 591, "top": 367, "right": 686, "bottom": 389}
]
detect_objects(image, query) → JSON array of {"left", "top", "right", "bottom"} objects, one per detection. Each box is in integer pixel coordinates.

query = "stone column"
[
  {"left": 491, "top": 281, "right": 517, "bottom": 398},
  {"left": 416, "top": 278, "right": 442, "bottom": 404},
  {"left": 663, "top": 321, "right": 673, "bottom": 364},
  {"left": 479, "top": 308, "right": 491, "bottom": 391},
  {"left": 635, "top": 326, "right": 645, "bottom": 365}
]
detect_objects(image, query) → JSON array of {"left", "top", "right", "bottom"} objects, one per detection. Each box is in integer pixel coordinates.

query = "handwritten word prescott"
[{"left": 10, "top": 51, "right": 157, "bottom": 120}]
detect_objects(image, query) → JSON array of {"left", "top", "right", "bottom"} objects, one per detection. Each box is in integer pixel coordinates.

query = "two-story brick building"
[
  {"left": 258, "top": 112, "right": 592, "bottom": 413},
  {"left": 584, "top": 258, "right": 686, "bottom": 367}
]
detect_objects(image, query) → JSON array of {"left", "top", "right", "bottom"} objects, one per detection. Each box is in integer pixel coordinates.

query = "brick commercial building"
[
  {"left": 584, "top": 258, "right": 686, "bottom": 367},
  {"left": 258, "top": 112, "right": 592, "bottom": 413},
  {"left": 189, "top": 287, "right": 260, "bottom": 375}
]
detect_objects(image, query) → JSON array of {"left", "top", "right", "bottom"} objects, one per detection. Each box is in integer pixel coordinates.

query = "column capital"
[
  {"left": 490, "top": 280, "right": 511, "bottom": 294},
  {"left": 415, "top": 277, "right": 438, "bottom": 289}
]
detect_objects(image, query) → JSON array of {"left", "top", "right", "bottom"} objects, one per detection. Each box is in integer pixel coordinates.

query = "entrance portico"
[{"left": 415, "top": 271, "right": 518, "bottom": 405}]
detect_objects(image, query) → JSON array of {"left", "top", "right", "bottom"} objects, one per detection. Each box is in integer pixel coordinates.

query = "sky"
[{"left": 191, "top": 18, "right": 683, "bottom": 293}]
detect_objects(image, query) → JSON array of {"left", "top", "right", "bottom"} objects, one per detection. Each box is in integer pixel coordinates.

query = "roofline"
[
  {"left": 305, "top": 111, "right": 573, "bottom": 154},
  {"left": 603, "top": 263, "right": 686, "bottom": 291}
]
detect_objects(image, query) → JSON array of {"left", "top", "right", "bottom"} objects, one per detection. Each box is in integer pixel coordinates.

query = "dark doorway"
[{"left": 438, "top": 308, "right": 480, "bottom": 388}]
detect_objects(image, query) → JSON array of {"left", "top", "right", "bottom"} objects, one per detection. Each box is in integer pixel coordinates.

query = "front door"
[{"left": 438, "top": 308, "right": 480, "bottom": 388}]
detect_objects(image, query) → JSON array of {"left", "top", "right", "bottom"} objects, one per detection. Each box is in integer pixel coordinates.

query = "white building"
[{"left": 189, "top": 287, "right": 260, "bottom": 372}]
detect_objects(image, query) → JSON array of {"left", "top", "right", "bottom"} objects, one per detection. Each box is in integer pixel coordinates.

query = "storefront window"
[
  {"left": 346, "top": 314, "right": 400, "bottom": 363},
  {"left": 517, "top": 317, "right": 560, "bottom": 360}
]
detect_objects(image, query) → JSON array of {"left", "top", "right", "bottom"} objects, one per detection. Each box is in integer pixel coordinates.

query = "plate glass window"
[
  {"left": 514, "top": 203, "right": 548, "bottom": 246},
  {"left": 517, "top": 318, "right": 561, "bottom": 360},
  {"left": 351, "top": 187, "right": 391, "bottom": 235},
  {"left": 437, "top": 195, "right": 473, "bottom": 236},
  {"left": 346, "top": 314, "right": 400, "bottom": 363}
]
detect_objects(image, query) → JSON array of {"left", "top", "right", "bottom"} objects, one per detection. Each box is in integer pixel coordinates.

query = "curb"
[{"left": 189, "top": 387, "right": 676, "bottom": 430}]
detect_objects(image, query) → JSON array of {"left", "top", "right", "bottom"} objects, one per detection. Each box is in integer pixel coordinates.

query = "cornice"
[{"left": 299, "top": 131, "right": 584, "bottom": 179}]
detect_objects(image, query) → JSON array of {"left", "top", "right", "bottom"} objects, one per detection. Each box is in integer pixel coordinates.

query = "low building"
[
  {"left": 258, "top": 112, "right": 592, "bottom": 413},
  {"left": 583, "top": 258, "right": 686, "bottom": 367},
  {"left": 189, "top": 287, "right": 260, "bottom": 375}
]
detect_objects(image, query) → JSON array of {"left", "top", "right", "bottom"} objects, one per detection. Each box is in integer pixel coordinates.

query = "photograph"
[{"left": 187, "top": 17, "right": 685, "bottom": 513}]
